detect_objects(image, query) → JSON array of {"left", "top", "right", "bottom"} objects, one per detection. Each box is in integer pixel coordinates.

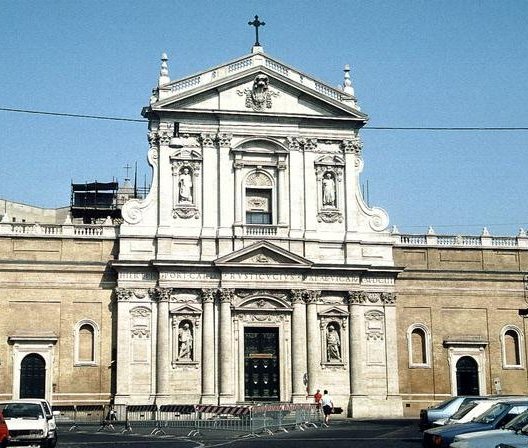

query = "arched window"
[
  {"left": 74, "top": 320, "right": 99, "bottom": 366},
  {"left": 501, "top": 325, "right": 524, "bottom": 368},
  {"left": 245, "top": 171, "right": 273, "bottom": 224},
  {"left": 407, "top": 323, "right": 431, "bottom": 368}
]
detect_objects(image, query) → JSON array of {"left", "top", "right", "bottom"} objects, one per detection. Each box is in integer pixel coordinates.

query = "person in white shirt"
[{"left": 321, "top": 389, "right": 334, "bottom": 426}]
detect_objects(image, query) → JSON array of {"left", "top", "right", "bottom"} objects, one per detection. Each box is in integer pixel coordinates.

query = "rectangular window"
[
  {"left": 245, "top": 188, "right": 272, "bottom": 224},
  {"left": 246, "top": 212, "right": 272, "bottom": 224}
]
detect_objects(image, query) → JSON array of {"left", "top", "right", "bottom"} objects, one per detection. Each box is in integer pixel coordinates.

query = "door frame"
[
  {"left": 447, "top": 344, "right": 487, "bottom": 396},
  {"left": 234, "top": 313, "right": 290, "bottom": 403},
  {"left": 9, "top": 335, "right": 57, "bottom": 402}
]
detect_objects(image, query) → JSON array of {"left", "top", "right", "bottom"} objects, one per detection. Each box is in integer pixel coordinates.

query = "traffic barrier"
[{"left": 55, "top": 402, "right": 322, "bottom": 436}]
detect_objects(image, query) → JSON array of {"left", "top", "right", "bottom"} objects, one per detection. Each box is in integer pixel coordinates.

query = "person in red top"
[{"left": 314, "top": 389, "right": 322, "bottom": 409}]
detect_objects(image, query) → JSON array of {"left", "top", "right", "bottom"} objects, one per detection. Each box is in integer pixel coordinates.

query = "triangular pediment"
[
  {"left": 214, "top": 241, "right": 312, "bottom": 268},
  {"left": 319, "top": 306, "right": 349, "bottom": 318},
  {"left": 172, "top": 304, "right": 202, "bottom": 315},
  {"left": 151, "top": 52, "right": 367, "bottom": 121}
]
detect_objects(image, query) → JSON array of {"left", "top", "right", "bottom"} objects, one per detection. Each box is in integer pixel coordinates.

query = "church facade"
[{"left": 0, "top": 45, "right": 527, "bottom": 418}]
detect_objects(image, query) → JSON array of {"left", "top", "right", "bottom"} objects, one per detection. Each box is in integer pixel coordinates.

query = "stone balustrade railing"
[
  {"left": 165, "top": 52, "right": 355, "bottom": 106},
  {"left": 393, "top": 227, "right": 528, "bottom": 249},
  {"left": 0, "top": 222, "right": 118, "bottom": 239}
]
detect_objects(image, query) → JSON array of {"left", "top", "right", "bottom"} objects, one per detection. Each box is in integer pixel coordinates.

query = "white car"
[
  {"left": 450, "top": 408, "right": 528, "bottom": 448},
  {"left": 433, "top": 399, "right": 493, "bottom": 427},
  {"left": 0, "top": 399, "right": 58, "bottom": 448}
]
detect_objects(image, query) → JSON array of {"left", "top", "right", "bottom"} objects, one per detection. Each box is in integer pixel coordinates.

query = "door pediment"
[{"left": 214, "top": 241, "right": 312, "bottom": 269}]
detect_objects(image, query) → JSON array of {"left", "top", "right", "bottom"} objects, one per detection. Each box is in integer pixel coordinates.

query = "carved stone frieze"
[
  {"left": 172, "top": 206, "right": 200, "bottom": 219},
  {"left": 130, "top": 307, "right": 151, "bottom": 318},
  {"left": 237, "top": 290, "right": 287, "bottom": 300},
  {"left": 237, "top": 313, "right": 289, "bottom": 323},
  {"left": 365, "top": 310, "right": 385, "bottom": 341},
  {"left": 317, "top": 210, "right": 344, "bottom": 223},
  {"left": 131, "top": 328, "right": 151, "bottom": 338}
]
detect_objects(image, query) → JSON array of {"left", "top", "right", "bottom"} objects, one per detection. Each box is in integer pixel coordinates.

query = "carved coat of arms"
[{"left": 238, "top": 74, "right": 278, "bottom": 111}]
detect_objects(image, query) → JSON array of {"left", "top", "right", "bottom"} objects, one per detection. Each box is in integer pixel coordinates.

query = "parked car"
[
  {"left": 433, "top": 399, "right": 494, "bottom": 427},
  {"left": 0, "top": 413, "right": 8, "bottom": 448},
  {"left": 450, "top": 408, "right": 528, "bottom": 448},
  {"left": 419, "top": 396, "right": 489, "bottom": 430},
  {"left": 0, "top": 399, "right": 58, "bottom": 448},
  {"left": 422, "top": 400, "right": 528, "bottom": 448}
]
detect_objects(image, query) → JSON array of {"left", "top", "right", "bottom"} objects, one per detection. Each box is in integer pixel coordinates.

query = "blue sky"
[{"left": 1, "top": 1, "right": 527, "bottom": 234}]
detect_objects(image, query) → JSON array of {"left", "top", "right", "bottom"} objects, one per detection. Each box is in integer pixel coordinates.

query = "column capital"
[
  {"left": 217, "top": 133, "right": 233, "bottom": 148},
  {"left": 199, "top": 133, "right": 216, "bottom": 147},
  {"left": 287, "top": 136, "right": 302, "bottom": 151},
  {"left": 219, "top": 288, "right": 235, "bottom": 303},
  {"left": 290, "top": 289, "right": 305, "bottom": 304},
  {"left": 158, "top": 130, "right": 172, "bottom": 146},
  {"left": 149, "top": 287, "right": 173, "bottom": 302},
  {"left": 381, "top": 292, "right": 397, "bottom": 305},
  {"left": 347, "top": 290, "right": 367, "bottom": 305},
  {"left": 115, "top": 287, "right": 133, "bottom": 301},
  {"left": 201, "top": 288, "right": 217, "bottom": 303},
  {"left": 304, "top": 290, "right": 321, "bottom": 304},
  {"left": 341, "top": 136, "right": 362, "bottom": 156}
]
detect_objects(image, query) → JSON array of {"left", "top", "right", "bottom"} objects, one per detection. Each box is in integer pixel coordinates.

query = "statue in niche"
[
  {"left": 178, "top": 167, "right": 193, "bottom": 203},
  {"left": 178, "top": 322, "right": 193, "bottom": 360},
  {"left": 326, "top": 324, "right": 341, "bottom": 362},
  {"left": 322, "top": 173, "right": 336, "bottom": 207}
]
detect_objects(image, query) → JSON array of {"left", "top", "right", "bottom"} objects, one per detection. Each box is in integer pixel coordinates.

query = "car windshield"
[
  {"left": 451, "top": 401, "right": 479, "bottom": 420},
  {"left": 432, "top": 397, "right": 458, "bottom": 410},
  {"left": 473, "top": 403, "right": 509, "bottom": 424},
  {"left": 504, "top": 409, "right": 528, "bottom": 431},
  {"left": 0, "top": 403, "right": 43, "bottom": 419}
]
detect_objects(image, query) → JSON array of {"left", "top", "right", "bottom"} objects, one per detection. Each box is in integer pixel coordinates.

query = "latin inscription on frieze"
[
  {"left": 118, "top": 272, "right": 157, "bottom": 281},
  {"left": 160, "top": 272, "right": 220, "bottom": 281},
  {"left": 305, "top": 274, "right": 360, "bottom": 284},
  {"left": 361, "top": 276, "right": 394, "bottom": 286},
  {"left": 223, "top": 272, "right": 303, "bottom": 282}
]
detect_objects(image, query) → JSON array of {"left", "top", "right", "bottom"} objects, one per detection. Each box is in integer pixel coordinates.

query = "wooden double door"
[{"left": 244, "top": 327, "right": 280, "bottom": 401}]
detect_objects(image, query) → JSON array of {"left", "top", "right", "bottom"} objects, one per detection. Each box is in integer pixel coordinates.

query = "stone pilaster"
[
  {"left": 201, "top": 288, "right": 217, "bottom": 403},
  {"left": 218, "top": 288, "right": 235, "bottom": 403},
  {"left": 347, "top": 291, "right": 367, "bottom": 401},
  {"left": 290, "top": 290, "right": 307, "bottom": 401}
]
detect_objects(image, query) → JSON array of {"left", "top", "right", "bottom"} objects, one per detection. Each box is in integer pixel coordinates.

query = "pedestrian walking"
[{"left": 321, "top": 389, "right": 334, "bottom": 426}]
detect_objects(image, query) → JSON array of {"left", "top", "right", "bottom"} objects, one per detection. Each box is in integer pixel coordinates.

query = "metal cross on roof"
[
  {"left": 248, "top": 15, "right": 265, "bottom": 46},
  {"left": 123, "top": 163, "right": 131, "bottom": 179}
]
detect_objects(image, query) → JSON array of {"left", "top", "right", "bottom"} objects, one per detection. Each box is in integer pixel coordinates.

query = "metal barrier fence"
[{"left": 54, "top": 402, "right": 322, "bottom": 436}]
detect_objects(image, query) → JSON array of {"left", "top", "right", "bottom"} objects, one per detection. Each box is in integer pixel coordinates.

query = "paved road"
[{"left": 55, "top": 419, "right": 422, "bottom": 447}]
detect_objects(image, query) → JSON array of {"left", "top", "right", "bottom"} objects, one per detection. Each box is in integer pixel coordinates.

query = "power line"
[
  {"left": 2, "top": 106, "right": 528, "bottom": 131},
  {"left": 0, "top": 107, "right": 145, "bottom": 123}
]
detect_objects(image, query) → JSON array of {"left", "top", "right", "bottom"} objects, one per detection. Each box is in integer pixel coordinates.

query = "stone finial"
[
  {"left": 519, "top": 228, "right": 527, "bottom": 237},
  {"left": 0, "top": 213, "right": 9, "bottom": 223},
  {"left": 390, "top": 224, "right": 400, "bottom": 235},
  {"left": 158, "top": 52, "right": 170, "bottom": 86},
  {"left": 63, "top": 213, "right": 72, "bottom": 225},
  {"left": 481, "top": 227, "right": 491, "bottom": 236},
  {"left": 342, "top": 64, "right": 355, "bottom": 96},
  {"left": 427, "top": 226, "right": 436, "bottom": 235}
]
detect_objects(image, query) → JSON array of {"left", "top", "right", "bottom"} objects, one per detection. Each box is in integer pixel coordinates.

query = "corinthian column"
[
  {"left": 201, "top": 289, "right": 216, "bottom": 403},
  {"left": 290, "top": 290, "right": 307, "bottom": 402},
  {"left": 219, "top": 288, "right": 234, "bottom": 403},
  {"left": 305, "top": 290, "right": 320, "bottom": 395},
  {"left": 155, "top": 287, "right": 172, "bottom": 400}
]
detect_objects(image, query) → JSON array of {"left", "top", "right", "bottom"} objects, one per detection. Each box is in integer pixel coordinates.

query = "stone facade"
[
  {"left": 0, "top": 47, "right": 526, "bottom": 418},
  {"left": 0, "top": 226, "right": 117, "bottom": 404}
]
